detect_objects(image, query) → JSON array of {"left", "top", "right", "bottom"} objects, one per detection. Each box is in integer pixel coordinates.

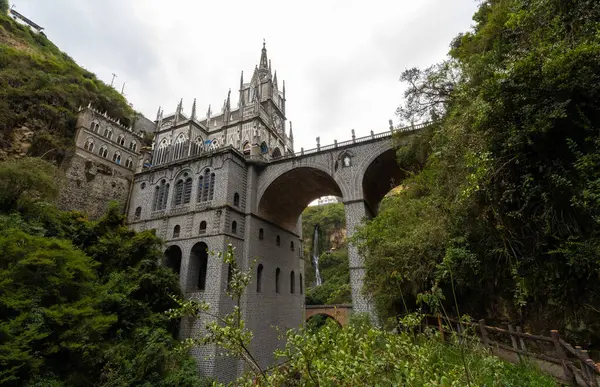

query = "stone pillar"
[{"left": 343, "top": 200, "right": 377, "bottom": 320}]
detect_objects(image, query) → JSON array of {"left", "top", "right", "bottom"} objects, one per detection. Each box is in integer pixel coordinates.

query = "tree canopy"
[{"left": 354, "top": 0, "right": 600, "bottom": 343}]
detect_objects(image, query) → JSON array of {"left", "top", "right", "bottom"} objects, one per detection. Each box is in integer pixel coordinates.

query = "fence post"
[
  {"left": 581, "top": 349, "right": 598, "bottom": 387},
  {"left": 508, "top": 324, "right": 522, "bottom": 363},
  {"left": 551, "top": 330, "right": 577, "bottom": 386},
  {"left": 478, "top": 319, "right": 490, "bottom": 348},
  {"left": 516, "top": 326, "right": 527, "bottom": 352},
  {"left": 437, "top": 314, "right": 445, "bottom": 342}
]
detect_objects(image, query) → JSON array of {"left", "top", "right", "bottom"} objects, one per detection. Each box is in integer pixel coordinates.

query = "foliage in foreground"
[
  {"left": 0, "top": 158, "right": 208, "bottom": 386},
  {"left": 354, "top": 0, "right": 600, "bottom": 343},
  {"left": 173, "top": 241, "right": 552, "bottom": 386}
]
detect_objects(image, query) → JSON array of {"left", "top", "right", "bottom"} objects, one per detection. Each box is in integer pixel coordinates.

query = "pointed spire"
[
  {"left": 240, "top": 71, "right": 244, "bottom": 89},
  {"left": 226, "top": 89, "right": 231, "bottom": 111},
  {"left": 283, "top": 80, "right": 286, "bottom": 98},
  {"left": 258, "top": 39, "right": 269, "bottom": 77},
  {"left": 273, "top": 71, "right": 278, "bottom": 89},
  {"left": 175, "top": 98, "right": 183, "bottom": 122},
  {"left": 191, "top": 98, "right": 197, "bottom": 120},
  {"left": 207, "top": 104, "right": 212, "bottom": 119},
  {"left": 156, "top": 106, "right": 162, "bottom": 121},
  {"left": 268, "top": 59, "right": 272, "bottom": 75},
  {"left": 290, "top": 122, "right": 294, "bottom": 141}
]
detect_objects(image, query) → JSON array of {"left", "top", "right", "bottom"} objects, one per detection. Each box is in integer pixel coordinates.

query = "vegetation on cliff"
[
  {"left": 0, "top": 11, "right": 134, "bottom": 161},
  {"left": 0, "top": 158, "right": 208, "bottom": 386},
  {"left": 354, "top": 0, "right": 600, "bottom": 344},
  {"left": 301, "top": 203, "right": 351, "bottom": 305}
]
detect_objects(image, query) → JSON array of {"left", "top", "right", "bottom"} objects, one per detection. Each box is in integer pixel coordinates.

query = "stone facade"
[{"left": 57, "top": 106, "right": 144, "bottom": 218}]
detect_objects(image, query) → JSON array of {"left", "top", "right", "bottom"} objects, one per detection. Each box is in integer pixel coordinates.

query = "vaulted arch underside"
[
  {"left": 362, "top": 148, "right": 405, "bottom": 216},
  {"left": 258, "top": 167, "right": 342, "bottom": 232}
]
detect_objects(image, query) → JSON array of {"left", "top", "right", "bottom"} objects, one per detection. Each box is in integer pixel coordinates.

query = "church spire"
[
  {"left": 175, "top": 98, "right": 183, "bottom": 122},
  {"left": 191, "top": 98, "right": 197, "bottom": 120},
  {"left": 289, "top": 121, "right": 293, "bottom": 140},
  {"left": 258, "top": 40, "right": 269, "bottom": 77}
]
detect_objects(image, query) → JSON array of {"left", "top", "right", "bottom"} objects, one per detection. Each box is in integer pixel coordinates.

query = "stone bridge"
[
  {"left": 305, "top": 304, "right": 353, "bottom": 326},
  {"left": 252, "top": 122, "right": 427, "bottom": 316}
]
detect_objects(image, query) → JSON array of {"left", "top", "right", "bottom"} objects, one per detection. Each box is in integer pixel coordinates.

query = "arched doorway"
[
  {"left": 189, "top": 242, "right": 209, "bottom": 292},
  {"left": 164, "top": 245, "right": 182, "bottom": 275},
  {"left": 306, "top": 313, "right": 342, "bottom": 330}
]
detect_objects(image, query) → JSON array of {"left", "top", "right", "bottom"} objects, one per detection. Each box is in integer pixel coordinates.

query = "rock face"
[
  {"left": 329, "top": 227, "right": 347, "bottom": 251},
  {"left": 0, "top": 126, "right": 35, "bottom": 161}
]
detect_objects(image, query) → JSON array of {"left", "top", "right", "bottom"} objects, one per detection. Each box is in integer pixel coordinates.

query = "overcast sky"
[{"left": 12, "top": 0, "right": 478, "bottom": 150}]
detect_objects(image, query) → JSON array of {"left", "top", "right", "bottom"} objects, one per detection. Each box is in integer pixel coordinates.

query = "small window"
[
  {"left": 300, "top": 273, "right": 303, "bottom": 294},
  {"left": 91, "top": 122, "right": 100, "bottom": 132},
  {"left": 134, "top": 206, "right": 141, "bottom": 220},
  {"left": 256, "top": 264, "right": 263, "bottom": 293},
  {"left": 259, "top": 228, "right": 264, "bottom": 240},
  {"left": 227, "top": 264, "right": 233, "bottom": 291},
  {"left": 141, "top": 182, "right": 146, "bottom": 189},
  {"left": 199, "top": 221, "right": 207, "bottom": 234},
  {"left": 84, "top": 138, "right": 94, "bottom": 152},
  {"left": 290, "top": 241, "right": 294, "bottom": 251},
  {"left": 112, "top": 152, "right": 121, "bottom": 165},
  {"left": 99, "top": 145, "right": 108, "bottom": 158},
  {"left": 231, "top": 221, "right": 237, "bottom": 234},
  {"left": 275, "top": 268, "right": 281, "bottom": 294},
  {"left": 129, "top": 140, "right": 137, "bottom": 152},
  {"left": 233, "top": 192, "right": 240, "bottom": 207},
  {"left": 173, "top": 225, "right": 180, "bottom": 238},
  {"left": 276, "top": 235, "right": 280, "bottom": 247},
  {"left": 125, "top": 157, "right": 133, "bottom": 169},
  {"left": 290, "top": 271, "right": 295, "bottom": 294},
  {"left": 117, "top": 134, "right": 125, "bottom": 146}
]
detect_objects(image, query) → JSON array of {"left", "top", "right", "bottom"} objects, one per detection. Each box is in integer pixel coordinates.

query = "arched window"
[
  {"left": 183, "top": 177, "right": 192, "bottom": 204},
  {"left": 164, "top": 245, "right": 182, "bottom": 275},
  {"left": 129, "top": 140, "right": 137, "bottom": 152},
  {"left": 112, "top": 151, "right": 121, "bottom": 165},
  {"left": 125, "top": 157, "right": 133, "bottom": 169},
  {"left": 198, "top": 169, "right": 215, "bottom": 202},
  {"left": 243, "top": 142, "right": 251, "bottom": 155},
  {"left": 191, "top": 243, "right": 208, "bottom": 291},
  {"left": 199, "top": 221, "right": 207, "bottom": 234},
  {"left": 231, "top": 221, "right": 237, "bottom": 234},
  {"left": 174, "top": 134, "right": 188, "bottom": 160},
  {"left": 190, "top": 136, "right": 203, "bottom": 155},
  {"left": 300, "top": 274, "right": 303, "bottom": 294},
  {"left": 260, "top": 142, "right": 268, "bottom": 154},
  {"left": 290, "top": 241, "right": 295, "bottom": 251},
  {"left": 259, "top": 228, "right": 264, "bottom": 240},
  {"left": 271, "top": 147, "right": 282, "bottom": 159},
  {"left": 209, "top": 139, "right": 218, "bottom": 151},
  {"left": 134, "top": 206, "right": 141, "bottom": 220},
  {"left": 91, "top": 122, "right": 100, "bottom": 133},
  {"left": 117, "top": 134, "right": 125, "bottom": 146},
  {"left": 276, "top": 235, "right": 281, "bottom": 247},
  {"left": 173, "top": 179, "right": 184, "bottom": 206},
  {"left": 155, "top": 139, "right": 169, "bottom": 166},
  {"left": 153, "top": 180, "right": 169, "bottom": 211},
  {"left": 227, "top": 264, "right": 233, "bottom": 291},
  {"left": 173, "top": 225, "right": 180, "bottom": 238},
  {"left": 233, "top": 192, "right": 240, "bottom": 207},
  {"left": 275, "top": 268, "right": 281, "bottom": 294},
  {"left": 104, "top": 127, "right": 113, "bottom": 140},
  {"left": 99, "top": 145, "right": 108, "bottom": 158},
  {"left": 290, "top": 271, "right": 295, "bottom": 294},
  {"left": 256, "top": 264, "right": 263, "bottom": 293},
  {"left": 84, "top": 138, "right": 94, "bottom": 152}
]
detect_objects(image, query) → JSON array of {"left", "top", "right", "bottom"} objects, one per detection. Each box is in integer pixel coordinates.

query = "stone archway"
[
  {"left": 361, "top": 148, "right": 405, "bottom": 216},
  {"left": 258, "top": 166, "right": 344, "bottom": 232},
  {"left": 188, "top": 242, "right": 208, "bottom": 292},
  {"left": 164, "top": 245, "right": 182, "bottom": 275},
  {"left": 305, "top": 304, "right": 352, "bottom": 327}
]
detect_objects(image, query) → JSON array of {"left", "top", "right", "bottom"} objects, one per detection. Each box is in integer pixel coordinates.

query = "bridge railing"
[{"left": 275, "top": 121, "right": 432, "bottom": 161}]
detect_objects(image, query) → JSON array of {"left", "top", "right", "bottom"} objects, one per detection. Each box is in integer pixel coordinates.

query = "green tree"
[
  {"left": 0, "top": 1, "right": 9, "bottom": 14},
  {"left": 0, "top": 157, "right": 58, "bottom": 212},
  {"left": 355, "top": 0, "right": 600, "bottom": 343}
]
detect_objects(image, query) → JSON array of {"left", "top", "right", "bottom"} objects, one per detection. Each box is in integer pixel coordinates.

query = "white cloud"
[{"left": 12, "top": 0, "right": 478, "bottom": 149}]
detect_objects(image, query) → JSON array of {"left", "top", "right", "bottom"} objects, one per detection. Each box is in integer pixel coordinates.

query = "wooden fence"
[{"left": 423, "top": 315, "right": 599, "bottom": 387}]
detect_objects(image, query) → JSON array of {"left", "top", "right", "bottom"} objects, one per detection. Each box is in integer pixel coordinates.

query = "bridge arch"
[
  {"left": 360, "top": 146, "right": 406, "bottom": 215},
  {"left": 257, "top": 165, "right": 346, "bottom": 231},
  {"left": 305, "top": 305, "right": 352, "bottom": 327}
]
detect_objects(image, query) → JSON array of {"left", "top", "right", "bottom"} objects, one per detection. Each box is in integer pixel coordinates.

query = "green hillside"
[{"left": 0, "top": 11, "right": 134, "bottom": 161}]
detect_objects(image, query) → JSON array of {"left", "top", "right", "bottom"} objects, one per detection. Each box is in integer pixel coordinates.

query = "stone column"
[{"left": 343, "top": 200, "right": 377, "bottom": 320}]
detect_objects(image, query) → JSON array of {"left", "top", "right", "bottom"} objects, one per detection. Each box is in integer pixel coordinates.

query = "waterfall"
[{"left": 312, "top": 225, "right": 323, "bottom": 286}]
